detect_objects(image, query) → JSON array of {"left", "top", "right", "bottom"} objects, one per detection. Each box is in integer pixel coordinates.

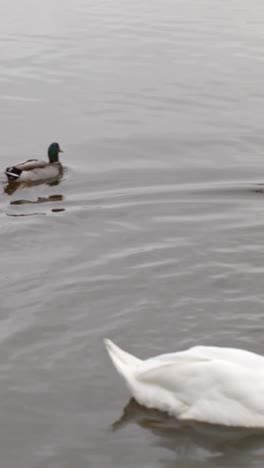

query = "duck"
[
  {"left": 4, "top": 142, "right": 64, "bottom": 182},
  {"left": 104, "top": 339, "right": 264, "bottom": 428}
]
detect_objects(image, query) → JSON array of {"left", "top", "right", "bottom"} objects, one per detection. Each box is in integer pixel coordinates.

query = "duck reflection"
[
  {"left": 10, "top": 194, "right": 64, "bottom": 205},
  {"left": 112, "top": 399, "right": 264, "bottom": 464},
  {"left": 4, "top": 176, "right": 62, "bottom": 195},
  {"left": 3, "top": 177, "right": 65, "bottom": 215}
]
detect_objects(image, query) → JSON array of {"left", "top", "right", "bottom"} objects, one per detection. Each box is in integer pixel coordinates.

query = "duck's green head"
[{"left": 48, "top": 142, "right": 64, "bottom": 163}]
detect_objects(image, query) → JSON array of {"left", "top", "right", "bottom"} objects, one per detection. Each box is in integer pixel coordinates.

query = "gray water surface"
[{"left": 1, "top": 1, "right": 264, "bottom": 467}]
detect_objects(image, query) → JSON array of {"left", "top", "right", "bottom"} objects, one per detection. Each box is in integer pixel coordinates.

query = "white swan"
[{"left": 104, "top": 339, "right": 264, "bottom": 428}]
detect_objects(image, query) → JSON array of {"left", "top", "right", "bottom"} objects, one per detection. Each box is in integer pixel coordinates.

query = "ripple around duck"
[{"left": 10, "top": 175, "right": 259, "bottom": 310}]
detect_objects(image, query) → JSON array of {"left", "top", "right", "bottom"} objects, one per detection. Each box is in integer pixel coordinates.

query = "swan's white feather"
[{"left": 105, "top": 340, "right": 264, "bottom": 427}]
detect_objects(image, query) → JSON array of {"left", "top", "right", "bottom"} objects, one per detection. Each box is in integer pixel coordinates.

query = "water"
[{"left": 1, "top": 0, "right": 264, "bottom": 466}]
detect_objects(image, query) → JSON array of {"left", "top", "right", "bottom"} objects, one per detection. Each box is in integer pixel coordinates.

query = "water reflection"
[
  {"left": 3, "top": 176, "right": 62, "bottom": 195},
  {"left": 5, "top": 193, "right": 65, "bottom": 216},
  {"left": 113, "top": 399, "right": 264, "bottom": 464},
  {"left": 3, "top": 177, "right": 65, "bottom": 215},
  {"left": 10, "top": 194, "right": 63, "bottom": 205},
  {"left": 6, "top": 212, "right": 46, "bottom": 217}
]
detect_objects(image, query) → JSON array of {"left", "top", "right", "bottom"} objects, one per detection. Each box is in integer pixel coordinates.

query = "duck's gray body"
[
  {"left": 5, "top": 160, "right": 62, "bottom": 182},
  {"left": 4, "top": 143, "right": 63, "bottom": 182}
]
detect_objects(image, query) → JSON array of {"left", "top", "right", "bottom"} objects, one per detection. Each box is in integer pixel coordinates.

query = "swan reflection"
[{"left": 112, "top": 399, "right": 264, "bottom": 464}]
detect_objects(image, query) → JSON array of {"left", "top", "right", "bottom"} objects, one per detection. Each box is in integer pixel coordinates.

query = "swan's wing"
[
  {"left": 138, "top": 346, "right": 264, "bottom": 373},
  {"left": 187, "top": 346, "right": 264, "bottom": 369},
  {"left": 137, "top": 351, "right": 264, "bottom": 406},
  {"left": 15, "top": 159, "right": 47, "bottom": 171},
  {"left": 135, "top": 359, "right": 230, "bottom": 422},
  {"left": 137, "top": 358, "right": 264, "bottom": 426},
  {"left": 137, "top": 357, "right": 214, "bottom": 391}
]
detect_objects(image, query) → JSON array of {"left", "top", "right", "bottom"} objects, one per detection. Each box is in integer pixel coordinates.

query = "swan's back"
[
  {"left": 105, "top": 340, "right": 264, "bottom": 427},
  {"left": 139, "top": 345, "right": 264, "bottom": 375}
]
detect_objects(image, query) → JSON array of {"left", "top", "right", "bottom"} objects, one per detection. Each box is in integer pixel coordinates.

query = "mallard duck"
[
  {"left": 5, "top": 142, "right": 63, "bottom": 182},
  {"left": 105, "top": 339, "right": 264, "bottom": 428}
]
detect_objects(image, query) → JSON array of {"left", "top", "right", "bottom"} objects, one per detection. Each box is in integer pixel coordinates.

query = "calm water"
[{"left": 1, "top": 1, "right": 264, "bottom": 466}]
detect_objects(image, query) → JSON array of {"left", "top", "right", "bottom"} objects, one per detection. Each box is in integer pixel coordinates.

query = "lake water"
[{"left": 1, "top": 0, "right": 264, "bottom": 466}]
